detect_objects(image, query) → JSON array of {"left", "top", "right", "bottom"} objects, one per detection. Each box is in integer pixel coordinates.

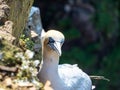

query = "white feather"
[{"left": 58, "top": 64, "right": 92, "bottom": 90}]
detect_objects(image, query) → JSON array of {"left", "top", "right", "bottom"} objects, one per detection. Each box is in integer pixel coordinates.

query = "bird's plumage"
[
  {"left": 38, "top": 30, "right": 92, "bottom": 90},
  {"left": 58, "top": 64, "right": 92, "bottom": 90}
]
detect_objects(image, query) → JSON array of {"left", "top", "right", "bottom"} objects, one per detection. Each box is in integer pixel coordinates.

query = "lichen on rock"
[{"left": 0, "top": 36, "right": 21, "bottom": 66}]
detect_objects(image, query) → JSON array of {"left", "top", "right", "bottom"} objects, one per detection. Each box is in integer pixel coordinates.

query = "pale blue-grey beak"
[{"left": 48, "top": 41, "right": 62, "bottom": 56}]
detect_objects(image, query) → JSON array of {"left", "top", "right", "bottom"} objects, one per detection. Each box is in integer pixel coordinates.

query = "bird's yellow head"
[{"left": 42, "top": 30, "right": 65, "bottom": 56}]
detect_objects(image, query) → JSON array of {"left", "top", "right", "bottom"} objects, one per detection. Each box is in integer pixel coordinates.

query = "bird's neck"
[
  {"left": 39, "top": 50, "right": 67, "bottom": 90},
  {"left": 41, "top": 48, "right": 59, "bottom": 75},
  {"left": 42, "top": 49, "right": 59, "bottom": 71}
]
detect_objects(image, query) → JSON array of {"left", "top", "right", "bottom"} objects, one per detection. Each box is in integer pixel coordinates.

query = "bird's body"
[
  {"left": 58, "top": 64, "right": 92, "bottom": 90},
  {"left": 38, "top": 30, "right": 92, "bottom": 90}
]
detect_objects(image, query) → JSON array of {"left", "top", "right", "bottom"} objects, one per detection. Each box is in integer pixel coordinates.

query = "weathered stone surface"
[
  {"left": 27, "top": 6, "right": 43, "bottom": 35},
  {"left": 0, "top": 0, "right": 10, "bottom": 25},
  {"left": 4, "top": 77, "right": 12, "bottom": 87},
  {"left": 0, "top": 21, "right": 15, "bottom": 43},
  {"left": 18, "top": 82, "right": 33, "bottom": 87},
  {"left": 25, "top": 6, "right": 45, "bottom": 60},
  {"left": 0, "top": 0, "right": 34, "bottom": 44},
  {"left": 0, "top": 1, "right": 14, "bottom": 43},
  {"left": 7, "top": 0, "right": 34, "bottom": 43}
]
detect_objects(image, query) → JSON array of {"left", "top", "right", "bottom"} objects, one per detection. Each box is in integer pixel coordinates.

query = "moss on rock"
[{"left": 0, "top": 37, "right": 22, "bottom": 66}]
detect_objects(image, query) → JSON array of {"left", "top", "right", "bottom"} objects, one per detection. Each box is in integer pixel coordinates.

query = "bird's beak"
[{"left": 49, "top": 42, "right": 62, "bottom": 56}]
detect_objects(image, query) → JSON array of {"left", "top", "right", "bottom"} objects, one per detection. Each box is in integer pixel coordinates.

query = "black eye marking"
[{"left": 48, "top": 37, "right": 55, "bottom": 43}]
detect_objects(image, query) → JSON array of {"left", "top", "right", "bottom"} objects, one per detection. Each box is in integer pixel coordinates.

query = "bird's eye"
[{"left": 48, "top": 37, "right": 55, "bottom": 43}]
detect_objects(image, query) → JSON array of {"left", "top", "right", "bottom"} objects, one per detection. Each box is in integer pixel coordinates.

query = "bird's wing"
[{"left": 58, "top": 64, "right": 92, "bottom": 90}]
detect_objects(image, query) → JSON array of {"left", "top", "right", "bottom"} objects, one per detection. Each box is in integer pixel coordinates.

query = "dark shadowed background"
[{"left": 33, "top": 0, "right": 119, "bottom": 90}]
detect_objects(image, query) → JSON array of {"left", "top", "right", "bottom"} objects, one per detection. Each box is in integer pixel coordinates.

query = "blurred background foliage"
[{"left": 33, "top": 0, "right": 119, "bottom": 90}]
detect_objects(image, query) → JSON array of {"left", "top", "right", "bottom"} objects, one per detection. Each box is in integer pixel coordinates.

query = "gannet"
[{"left": 37, "top": 30, "right": 92, "bottom": 90}]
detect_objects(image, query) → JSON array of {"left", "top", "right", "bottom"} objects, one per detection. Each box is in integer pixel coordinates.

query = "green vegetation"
[
  {"left": 19, "top": 34, "right": 34, "bottom": 50},
  {"left": 0, "top": 39, "right": 21, "bottom": 66},
  {"left": 52, "top": 0, "right": 119, "bottom": 90}
]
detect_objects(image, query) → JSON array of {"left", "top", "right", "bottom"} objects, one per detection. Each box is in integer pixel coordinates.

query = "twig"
[
  {"left": 90, "top": 75, "right": 110, "bottom": 82},
  {"left": 0, "top": 65, "right": 18, "bottom": 72}
]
